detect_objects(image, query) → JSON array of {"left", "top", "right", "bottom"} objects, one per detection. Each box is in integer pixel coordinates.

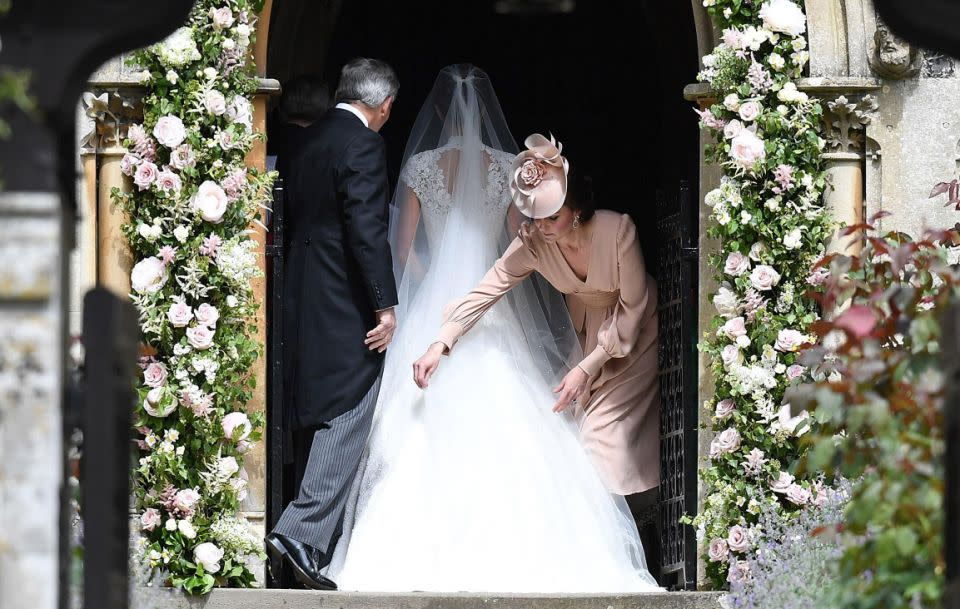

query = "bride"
[{"left": 325, "top": 64, "right": 660, "bottom": 593}]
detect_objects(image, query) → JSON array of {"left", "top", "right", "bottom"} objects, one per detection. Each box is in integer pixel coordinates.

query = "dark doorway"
[{"left": 265, "top": 0, "right": 701, "bottom": 589}]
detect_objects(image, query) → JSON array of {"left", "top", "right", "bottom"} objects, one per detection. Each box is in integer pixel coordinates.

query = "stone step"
[{"left": 138, "top": 589, "right": 724, "bottom": 609}]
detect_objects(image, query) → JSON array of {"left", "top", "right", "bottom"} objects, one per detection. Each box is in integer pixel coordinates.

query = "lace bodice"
[{"left": 400, "top": 143, "right": 515, "bottom": 246}]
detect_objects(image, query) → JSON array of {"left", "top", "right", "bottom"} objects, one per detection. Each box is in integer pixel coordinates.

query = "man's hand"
[{"left": 365, "top": 307, "right": 397, "bottom": 352}]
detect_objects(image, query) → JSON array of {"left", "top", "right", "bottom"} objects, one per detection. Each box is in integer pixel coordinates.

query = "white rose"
[
  {"left": 178, "top": 519, "right": 197, "bottom": 539},
  {"left": 721, "top": 344, "right": 743, "bottom": 368},
  {"left": 724, "top": 252, "right": 751, "bottom": 277},
  {"left": 137, "top": 223, "right": 156, "bottom": 241},
  {"left": 783, "top": 227, "right": 803, "bottom": 250},
  {"left": 769, "top": 470, "right": 795, "bottom": 493},
  {"left": 217, "top": 456, "right": 240, "bottom": 478},
  {"left": 222, "top": 38, "right": 236, "bottom": 50},
  {"left": 229, "top": 476, "right": 248, "bottom": 501},
  {"left": 759, "top": 0, "right": 806, "bottom": 37},
  {"left": 204, "top": 89, "right": 227, "bottom": 115},
  {"left": 146, "top": 387, "right": 163, "bottom": 405},
  {"left": 722, "top": 317, "right": 747, "bottom": 339},
  {"left": 749, "top": 265, "right": 781, "bottom": 291},
  {"left": 222, "top": 412, "right": 252, "bottom": 441},
  {"left": 165, "top": 518, "right": 177, "bottom": 532},
  {"left": 193, "top": 181, "right": 229, "bottom": 223},
  {"left": 173, "top": 488, "right": 200, "bottom": 512},
  {"left": 775, "top": 328, "right": 806, "bottom": 352},
  {"left": 723, "top": 93, "right": 740, "bottom": 112},
  {"left": 776, "top": 403, "right": 810, "bottom": 436},
  {"left": 153, "top": 115, "right": 187, "bottom": 149},
  {"left": 736, "top": 334, "right": 752, "bottom": 348},
  {"left": 143, "top": 392, "right": 176, "bottom": 418},
  {"left": 226, "top": 97, "right": 254, "bottom": 132},
  {"left": 131, "top": 257, "right": 169, "bottom": 293},
  {"left": 749, "top": 242, "right": 766, "bottom": 262},
  {"left": 738, "top": 101, "right": 762, "bottom": 122},
  {"left": 727, "top": 525, "right": 750, "bottom": 552},
  {"left": 713, "top": 286, "right": 740, "bottom": 318},
  {"left": 173, "top": 226, "right": 190, "bottom": 243},
  {"left": 729, "top": 130, "right": 767, "bottom": 169},
  {"left": 209, "top": 7, "right": 235, "bottom": 30},
  {"left": 193, "top": 542, "right": 224, "bottom": 574},
  {"left": 186, "top": 325, "right": 215, "bottom": 350},
  {"left": 138, "top": 70, "right": 152, "bottom": 84},
  {"left": 167, "top": 300, "right": 193, "bottom": 328},
  {"left": 194, "top": 303, "right": 220, "bottom": 327},
  {"left": 723, "top": 119, "right": 745, "bottom": 140}
]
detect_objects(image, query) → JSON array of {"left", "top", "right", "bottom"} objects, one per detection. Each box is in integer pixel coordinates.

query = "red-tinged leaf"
[
  {"left": 867, "top": 237, "right": 891, "bottom": 254},
  {"left": 868, "top": 210, "right": 893, "bottom": 223},
  {"left": 928, "top": 181, "right": 953, "bottom": 198},
  {"left": 834, "top": 305, "right": 877, "bottom": 338},
  {"left": 841, "top": 222, "right": 877, "bottom": 234}
]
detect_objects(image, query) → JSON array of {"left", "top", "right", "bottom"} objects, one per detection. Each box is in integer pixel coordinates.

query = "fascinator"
[{"left": 509, "top": 133, "right": 569, "bottom": 219}]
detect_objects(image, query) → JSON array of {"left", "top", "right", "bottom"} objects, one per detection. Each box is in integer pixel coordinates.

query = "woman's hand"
[
  {"left": 552, "top": 366, "right": 590, "bottom": 413},
  {"left": 413, "top": 342, "right": 446, "bottom": 388}
]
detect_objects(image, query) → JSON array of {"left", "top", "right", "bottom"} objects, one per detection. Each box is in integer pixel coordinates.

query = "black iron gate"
[{"left": 656, "top": 180, "right": 699, "bottom": 590}]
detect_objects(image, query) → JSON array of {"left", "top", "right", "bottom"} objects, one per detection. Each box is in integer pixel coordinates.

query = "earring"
[{"left": 572, "top": 215, "right": 581, "bottom": 229}]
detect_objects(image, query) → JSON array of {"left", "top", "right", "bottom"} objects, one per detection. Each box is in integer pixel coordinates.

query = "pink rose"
[
  {"left": 143, "top": 362, "right": 168, "bottom": 388},
  {"left": 209, "top": 6, "right": 235, "bottom": 30},
  {"left": 786, "top": 364, "right": 805, "bottom": 380},
  {"left": 153, "top": 115, "right": 187, "bottom": 148},
  {"left": 120, "top": 153, "right": 140, "bottom": 177},
  {"left": 715, "top": 399, "right": 736, "bottom": 419},
  {"left": 708, "top": 538, "right": 730, "bottom": 562},
  {"left": 194, "top": 303, "right": 219, "bottom": 327},
  {"left": 140, "top": 508, "right": 162, "bottom": 531},
  {"left": 724, "top": 252, "right": 751, "bottom": 277},
  {"left": 167, "top": 301, "right": 193, "bottom": 328},
  {"left": 727, "top": 560, "right": 751, "bottom": 584},
  {"left": 738, "top": 101, "right": 762, "bottom": 122},
  {"left": 775, "top": 329, "right": 806, "bottom": 352},
  {"left": 186, "top": 325, "right": 215, "bottom": 350},
  {"left": 204, "top": 90, "right": 227, "bottom": 116},
  {"left": 730, "top": 129, "right": 766, "bottom": 169},
  {"left": 710, "top": 428, "right": 741, "bottom": 458},
  {"left": 217, "top": 130, "right": 237, "bottom": 150},
  {"left": 722, "top": 316, "right": 747, "bottom": 339},
  {"left": 723, "top": 119, "right": 745, "bottom": 140},
  {"left": 749, "top": 265, "right": 781, "bottom": 291},
  {"left": 173, "top": 488, "right": 200, "bottom": 516},
  {"left": 222, "top": 412, "right": 252, "bottom": 441},
  {"left": 786, "top": 483, "right": 811, "bottom": 505},
  {"left": 519, "top": 159, "right": 545, "bottom": 187},
  {"left": 193, "top": 180, "right": 229, "bottom": 223},
  {"left": 134, "top": 161, "right": 159, "bottom": 190},
  {"left": 156, "top": 168, "right": 182, "bottom": 196},
  {"left": 770, "top": 470, "right": 795, "bottom": 493},
  {"left": 727, "top": 525, "right": 750, "bottom": 552},
  {"left": 170, "top": 144, "right": 196, "bottom": 170}
]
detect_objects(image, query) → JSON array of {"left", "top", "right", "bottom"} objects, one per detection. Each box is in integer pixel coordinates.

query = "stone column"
[
  {"left": 0, "top": 192, "right": 64, "bottom": 609},
  {"left": 97, "top": 146, "right": 134, "bottom": 297},
  {"left": 819, "top": 93, "right": 878, "bottom": 255}
]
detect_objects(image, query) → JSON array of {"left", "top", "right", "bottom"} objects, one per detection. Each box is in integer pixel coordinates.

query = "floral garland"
[
  {"left": 689, "top": 0, "right": 834, "bottom": 588},
  {"left": 112, "top": 0, "right": 274, "bottom": 595}
]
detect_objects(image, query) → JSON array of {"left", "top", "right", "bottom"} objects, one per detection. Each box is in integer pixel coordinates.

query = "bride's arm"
[{"left": 394, "top": 185, "right": 421, "bottom": 272}]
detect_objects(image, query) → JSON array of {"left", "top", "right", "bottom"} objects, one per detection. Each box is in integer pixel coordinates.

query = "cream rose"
[
  {"left": 749, "top": 241, "right": 766, "bottom": 262},
  {"left": 749, "top": 265, "right": 781, "bottom": 291},
  {"left": 194, "top": 303, "right": 219, "bottom": 327},
  {"left": 186, "top": 325, "right": 215, "bottom": 350},
  {"left": 775, "top": 328, "right": 806, "bottom": 352},
  {"left": 708, "top": 538, "right": 730, "bottom": 562},
  {"left": 721, "top": 317, "right": 747, "bottom": 339},
  {"left": 769, "top": 470, "right": 795, "bottom": 493},
  {"left": 776, "top": 403, "right": 810, "bottom": 435},
  {"left": 759, "top": 0, "right": 807, "bottom": 37},
  {"left": 153, "top": 115, "right": 186, "bottom": 148},
  {"left": 217, "top": 456, "right": 240, "bottom": 478},
  {"left": 738, "top": 101, "right": 762, "bottom": 122},
  {"left": 723, "top": 119, "right": 745, "bottom": 140},
  {"left": 173, "top": 488, "right": 200, "bottom": 514},
  {"left": 178, "top": 519, "right": 197, "bottom": 539},
  {"left": 721, "top": 344, "right": 743, "bottom": 368},
  {"left": 710, "top": 428, "right": 741, "bottom": 457},
  {"left": 724, "top": 252, "right": 751, "bottom": 277},
  {"left": 785, "top": 483, "right": 811, "bottom": 505},
  {"left": 143, "top": 391, "right": 176, "bottom": 418},
  {"left": 193, "top": 180, "right": 230, "bottom": 223},
  {"left": 204, "top": 90, "right": 227, "bottom": 116},
  {"left": 783, "top": 227, "right": 803, "bottom": 250},
  {"left": 715, "top": 399, "right": 736, "bottom": 419},
  {"left": 210, "top": 7, "right": 235, "bottom": 30},
  {"left": 194, "top": 542, "right": 224, "bottom": 574},
  {"left": 723, "top": 93, "right": 740, "bottom": 112},
  {"left": 713, "top": 286, "right": 740, "bottom": 318},
  {"left": 730, "top": 130, "right": 767, "bottom": 169},
  {"left": 131, "top": 256, "right": 169, "bottom": 293}
]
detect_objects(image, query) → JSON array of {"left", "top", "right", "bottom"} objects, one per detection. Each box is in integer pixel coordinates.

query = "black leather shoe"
[{"left": 265, "top": 532, "right": 338, "bottom": 591}]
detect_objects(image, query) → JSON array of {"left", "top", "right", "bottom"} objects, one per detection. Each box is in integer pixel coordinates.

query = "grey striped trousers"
[{"left": 273, "top": 372, "right": 382, "bottom": 555}]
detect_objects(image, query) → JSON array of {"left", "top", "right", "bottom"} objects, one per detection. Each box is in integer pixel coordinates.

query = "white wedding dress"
[{"left": 324, "top": 134, "right": 660, "bottom": 592}]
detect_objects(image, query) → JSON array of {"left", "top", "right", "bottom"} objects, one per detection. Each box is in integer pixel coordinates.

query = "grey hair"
[{"left": 334, "top": 58, "right": 399, "bottom": 108}]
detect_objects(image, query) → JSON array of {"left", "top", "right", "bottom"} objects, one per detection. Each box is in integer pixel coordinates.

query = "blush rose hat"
[{"left": 509, "top": 133, "right": 569, "bottom": 219}]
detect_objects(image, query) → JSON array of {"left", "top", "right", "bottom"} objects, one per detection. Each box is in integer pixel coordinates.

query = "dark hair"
[
  {"left": 564, "top": 172, "right": 597, "bottom": 222},
  {"left": 334, "top": 58, "right": 399, "bottom": 107},
  {"left": 279, "top": 75, "right": 331, "bottom": 124}
]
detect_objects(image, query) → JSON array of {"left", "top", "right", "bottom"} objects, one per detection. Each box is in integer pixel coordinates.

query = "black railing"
[{"left": 656, "top": 180, "right": 699, "bottom": 590}]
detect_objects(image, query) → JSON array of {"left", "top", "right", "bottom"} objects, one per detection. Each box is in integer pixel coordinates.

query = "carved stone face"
[{"left": 876, "top": 24, "right": 912, "bottom": 69}]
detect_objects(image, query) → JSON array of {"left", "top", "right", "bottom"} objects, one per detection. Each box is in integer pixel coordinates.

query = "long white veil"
[{"left": 388, "top": 63, "right": 581, "bottom": 387}]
